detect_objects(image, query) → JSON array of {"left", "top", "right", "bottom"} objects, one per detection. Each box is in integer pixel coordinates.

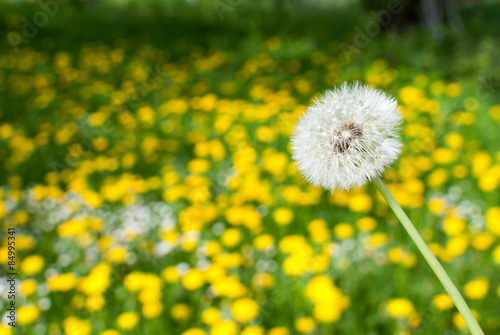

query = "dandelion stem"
[{"left": 373, "top": 177, "right": 484, "bottom": 335}]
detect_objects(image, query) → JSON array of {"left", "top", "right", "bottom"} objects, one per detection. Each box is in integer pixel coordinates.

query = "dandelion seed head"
[{"left": 291, "top": 82, "right": 403, "bottom": 191}]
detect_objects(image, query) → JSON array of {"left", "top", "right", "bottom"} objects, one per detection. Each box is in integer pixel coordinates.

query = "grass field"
[{"left": 1, "top": 1, "right": 500, "bottom": 334}]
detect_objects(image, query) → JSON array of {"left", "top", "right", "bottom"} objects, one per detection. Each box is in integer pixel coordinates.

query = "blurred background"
[{"left": 1, "top": 0, "right": 500, "bottom": 334}]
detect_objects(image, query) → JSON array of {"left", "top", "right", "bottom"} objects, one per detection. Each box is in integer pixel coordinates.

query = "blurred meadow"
[{"left": 1, "top": 0, "right": 500, "bottom": 334}]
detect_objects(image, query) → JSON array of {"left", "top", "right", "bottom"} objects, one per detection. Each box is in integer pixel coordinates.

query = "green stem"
[{"left": 373, "top": 177, "right": 484, "bottom": 335}]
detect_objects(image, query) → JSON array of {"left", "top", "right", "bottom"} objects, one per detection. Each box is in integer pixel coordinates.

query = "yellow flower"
[
  {"left": 308, "top": 219, "right": 330, "bottom": 243},
  {"left": 453, "top": 165, "right": 468, "bottom": 179},
  {"left": 63, "top": 317, "right": 91, "bottom": 335},
  {"left": 162, "top": 266, "right": 179, "bottom": 283},
  {"left": 252, "top": 273, "right": 275, "bottom": 289},
  {"left": 333, "top": 223, "right": 354, "bottom": 239},
  {"left": 188, "top": 158, "right": 211, "bottom": 173},
  {"left": 369, "top": 232, "right": 387, "bottom": 247},
  {"left": 78, "top": 263, "right": 111, "bottom": 295},
  {"left": 445, "top": 132, "right": 464, "bottom": 149},
  {"left": 231, "top": 298, "right": 259, "bottom": 324},
  {"left": 492, "top": 245, "right": 500, "bottom": 264},
  {"left": 0, "top": 325, "right": 13, "bottom": 335},
  {"left": 20, "top": 255, "right": 45, "bottom": 275},
  {"left": 256, "top": 126, "right": 277, "bottom": 143},
  {"left": 253, "top": 234, "right": 275, "bottom": 251},
  {"left": 206, "top": 241, "right": 222, "bottom": 257},
  {"left": 279, "top": 235, "right": 309, "bottom": 254},
  {"left": 221, "top": 228, "right": 242, "bottom": 248},
  {"left": 86, "top": 294, "right": 105, "bottom": 311},
  {"left": 241, "top": 326, "right": 265, "bottom": 335},
  {"left": 182, "top": 329, "right": 207, "bottom": 335},
  {"left": 282, "top": 254, "right": 310, "bottom": 277},
  {"left": 116, "top": 311, "right": 139, "bottom": 330},
  {"left": 182, "top": 268, "right": 205, "bottom": 290},
  {"left": 124, "top": 272, "right": 145, "bottom": 292},
  {"left": 432, "top": 148, "right": 457, "bottom": 164},
  {"left": 386, "top": 298, "right": 414, "bottom": 318},
  {"left": 262, "top": 149, "right": 288, "bottom": 176},
  {"left": 107, "top": 246, "right": 127, "bottom": 263},
  {"left": 388, "top": 248, "right": 403, "bottom": 263},
  {"left": 445, "top": 235, "right": 469, "bottom": 257},
  {"left": 305, "top": 276, "right": 349, "bottom": 320},
  {"left": 0, "top": 124, "right": 13, "bottom": 139},
  {"left": 427, "top": 168, "right": 449, "bottom": 189},
  {"left": 356, "top": 217, "right": 377, "bottom": 231},
  {"left": 478, "top": 166, "right": 500, "bottom": 192},
  {"left": 442, "top": 214, "right": 466, "bottom": 236},
  {"left": 57, "top": 218, "right": 88, "bottom": 237},
  {"left": 17, "top": 305, "right": 39, "bottom": 324},
  {"left": 432, "top": 294, "right": 453, "bottom": 310},
  {"left": 171, "top": 303, "right": 190, "bottom": 320},
  {"left": 428, "top": 198, "right": 445, "bottom": 214},
  {"left": 472, "top": 151, "right": 492, "bottom": 177},
  {"left": 201, "top": 307, "right": 220, "bottom": 325},
  {"left": 272, "top": 207, "right": 294, "bottom": 226},
  {"left": 348, "top": 193, "right": 372, "bottom": 212},
  {"left": 446, "top": 83, "right": 461, "bottom": 97},
  {"left": 99, "top": 330, "right": 121, "bottom": 335},
  {"left": 489, "top": 105, "right": 500, "bottom": 119},
  {"left": 313, "top": 303, "right": 342, "bottom": 323},
  {"left": 48, "top": 273, "right": 78, "bottom": 292},
  {"left": 20, "top": 279, "right": 37, "bottom": 296},
  {"left": 268, "top": 327, "right": 290, "bottom": 335},
  {"left": 294, "top": 317, "right": 315, "bottom": 334},
  {"left": 453, "top": 310, "right": 479, "bottom": 329},
  {"left": 13, "top": 210, "right": 29, "bottom": 225},
  {"left": 472, "top": 233, "right": 494, "bottom": 250},
  {"left": 464, "top": 277, "right": 489, "bottom": 300},
  {"left": 486, "top": 207, "right": 500, "bottom": 235},
  {"left": 399, "top": 86, "right": 425, "bottom": 106},
  {"left": 210, "top": 321, "right": 238, "bottom": 335}
]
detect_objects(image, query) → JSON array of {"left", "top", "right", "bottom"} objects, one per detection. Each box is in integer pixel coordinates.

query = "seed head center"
[{"left": 329, "top": 121, "right": 363, "bottom": 154}]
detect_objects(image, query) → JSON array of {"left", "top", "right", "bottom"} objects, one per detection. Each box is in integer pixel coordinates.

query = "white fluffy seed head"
[{"left": 291, "top": 82, "right": 403, "bottom": 191}]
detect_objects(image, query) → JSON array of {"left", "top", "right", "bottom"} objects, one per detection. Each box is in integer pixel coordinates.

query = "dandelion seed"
[{"left": 291, "top": 82, "right": 402, "bottom": 191}]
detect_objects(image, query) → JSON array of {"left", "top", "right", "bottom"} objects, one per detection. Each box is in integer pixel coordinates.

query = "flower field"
[{"left": 1, "top": 1, "right": 500, "bottom": 334}]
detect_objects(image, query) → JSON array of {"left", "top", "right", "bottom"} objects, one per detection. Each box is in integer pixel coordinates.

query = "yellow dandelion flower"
[
  {"left": 17, "top": 305, "right": 39, "bottom": 324},
  {"left": 253, "top": 234, "right": 275, "bottom": 251},
  {"left": 272, "top": 207, "right": 294, "bottom": 226},
  {"left": 20, "top": 279, "right": 37, "bottom": 296},
  {"left": 356, "top": 217, "right": 377, "bottom": 231},
  {"left": 432, "top": 293, "right": 454, "bottom": 310},
  {"left": 231, "top": 298, "right": 259, "bottom": 324},
  {"left": 294, "top": 317, "right": 315, "bottom": 334},
  {"left": 116, "top": 311, "right": 139, "bottom": 330},
  {"left": 210, "top": 321, "right": 238, "bottom": 335},
  {"left": 221, "top": 228, "right": 242, "bottom": 248},
  {"left": 268, "top": 327, "right": 290, "bottom": 335},
  {"left": 453, "top": 310, "right": 479, "bottom": 329},
  {"left": 333, "top": 223, "right": 355, "bottom": 239},
  {"left": 47, "top": 273, "right": 78, "bottom": 292},
  {"left": 182, "top": 329, "right": 207, "bottom": 335},
  {"left": 348, "top": 193, "right": 372, "bottom": 212},
  {"left": 241, "top": 326, "right": 265, "bottom": 335},
  {"left": 99, "top": 330, "right": 121, "bottom": 335},
  {"left": 464, "top": 277, "right": 489, "bottom": 300},
  {"left": 171, "top": 303, "right": 190, "bottom": 321},
  {"left": 386, "top": 298, "right": 414, "bottom": 318},
  {"left": 486, "top": 207, "right": 500, "bottom": 235},
  {"left": 201, "top": 307, "right": 220, "bottom": 325}
]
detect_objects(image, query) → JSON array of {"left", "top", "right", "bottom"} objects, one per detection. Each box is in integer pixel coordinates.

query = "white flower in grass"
[{"left": 291, "top": 82, "right": 403, "bottom": 191}]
